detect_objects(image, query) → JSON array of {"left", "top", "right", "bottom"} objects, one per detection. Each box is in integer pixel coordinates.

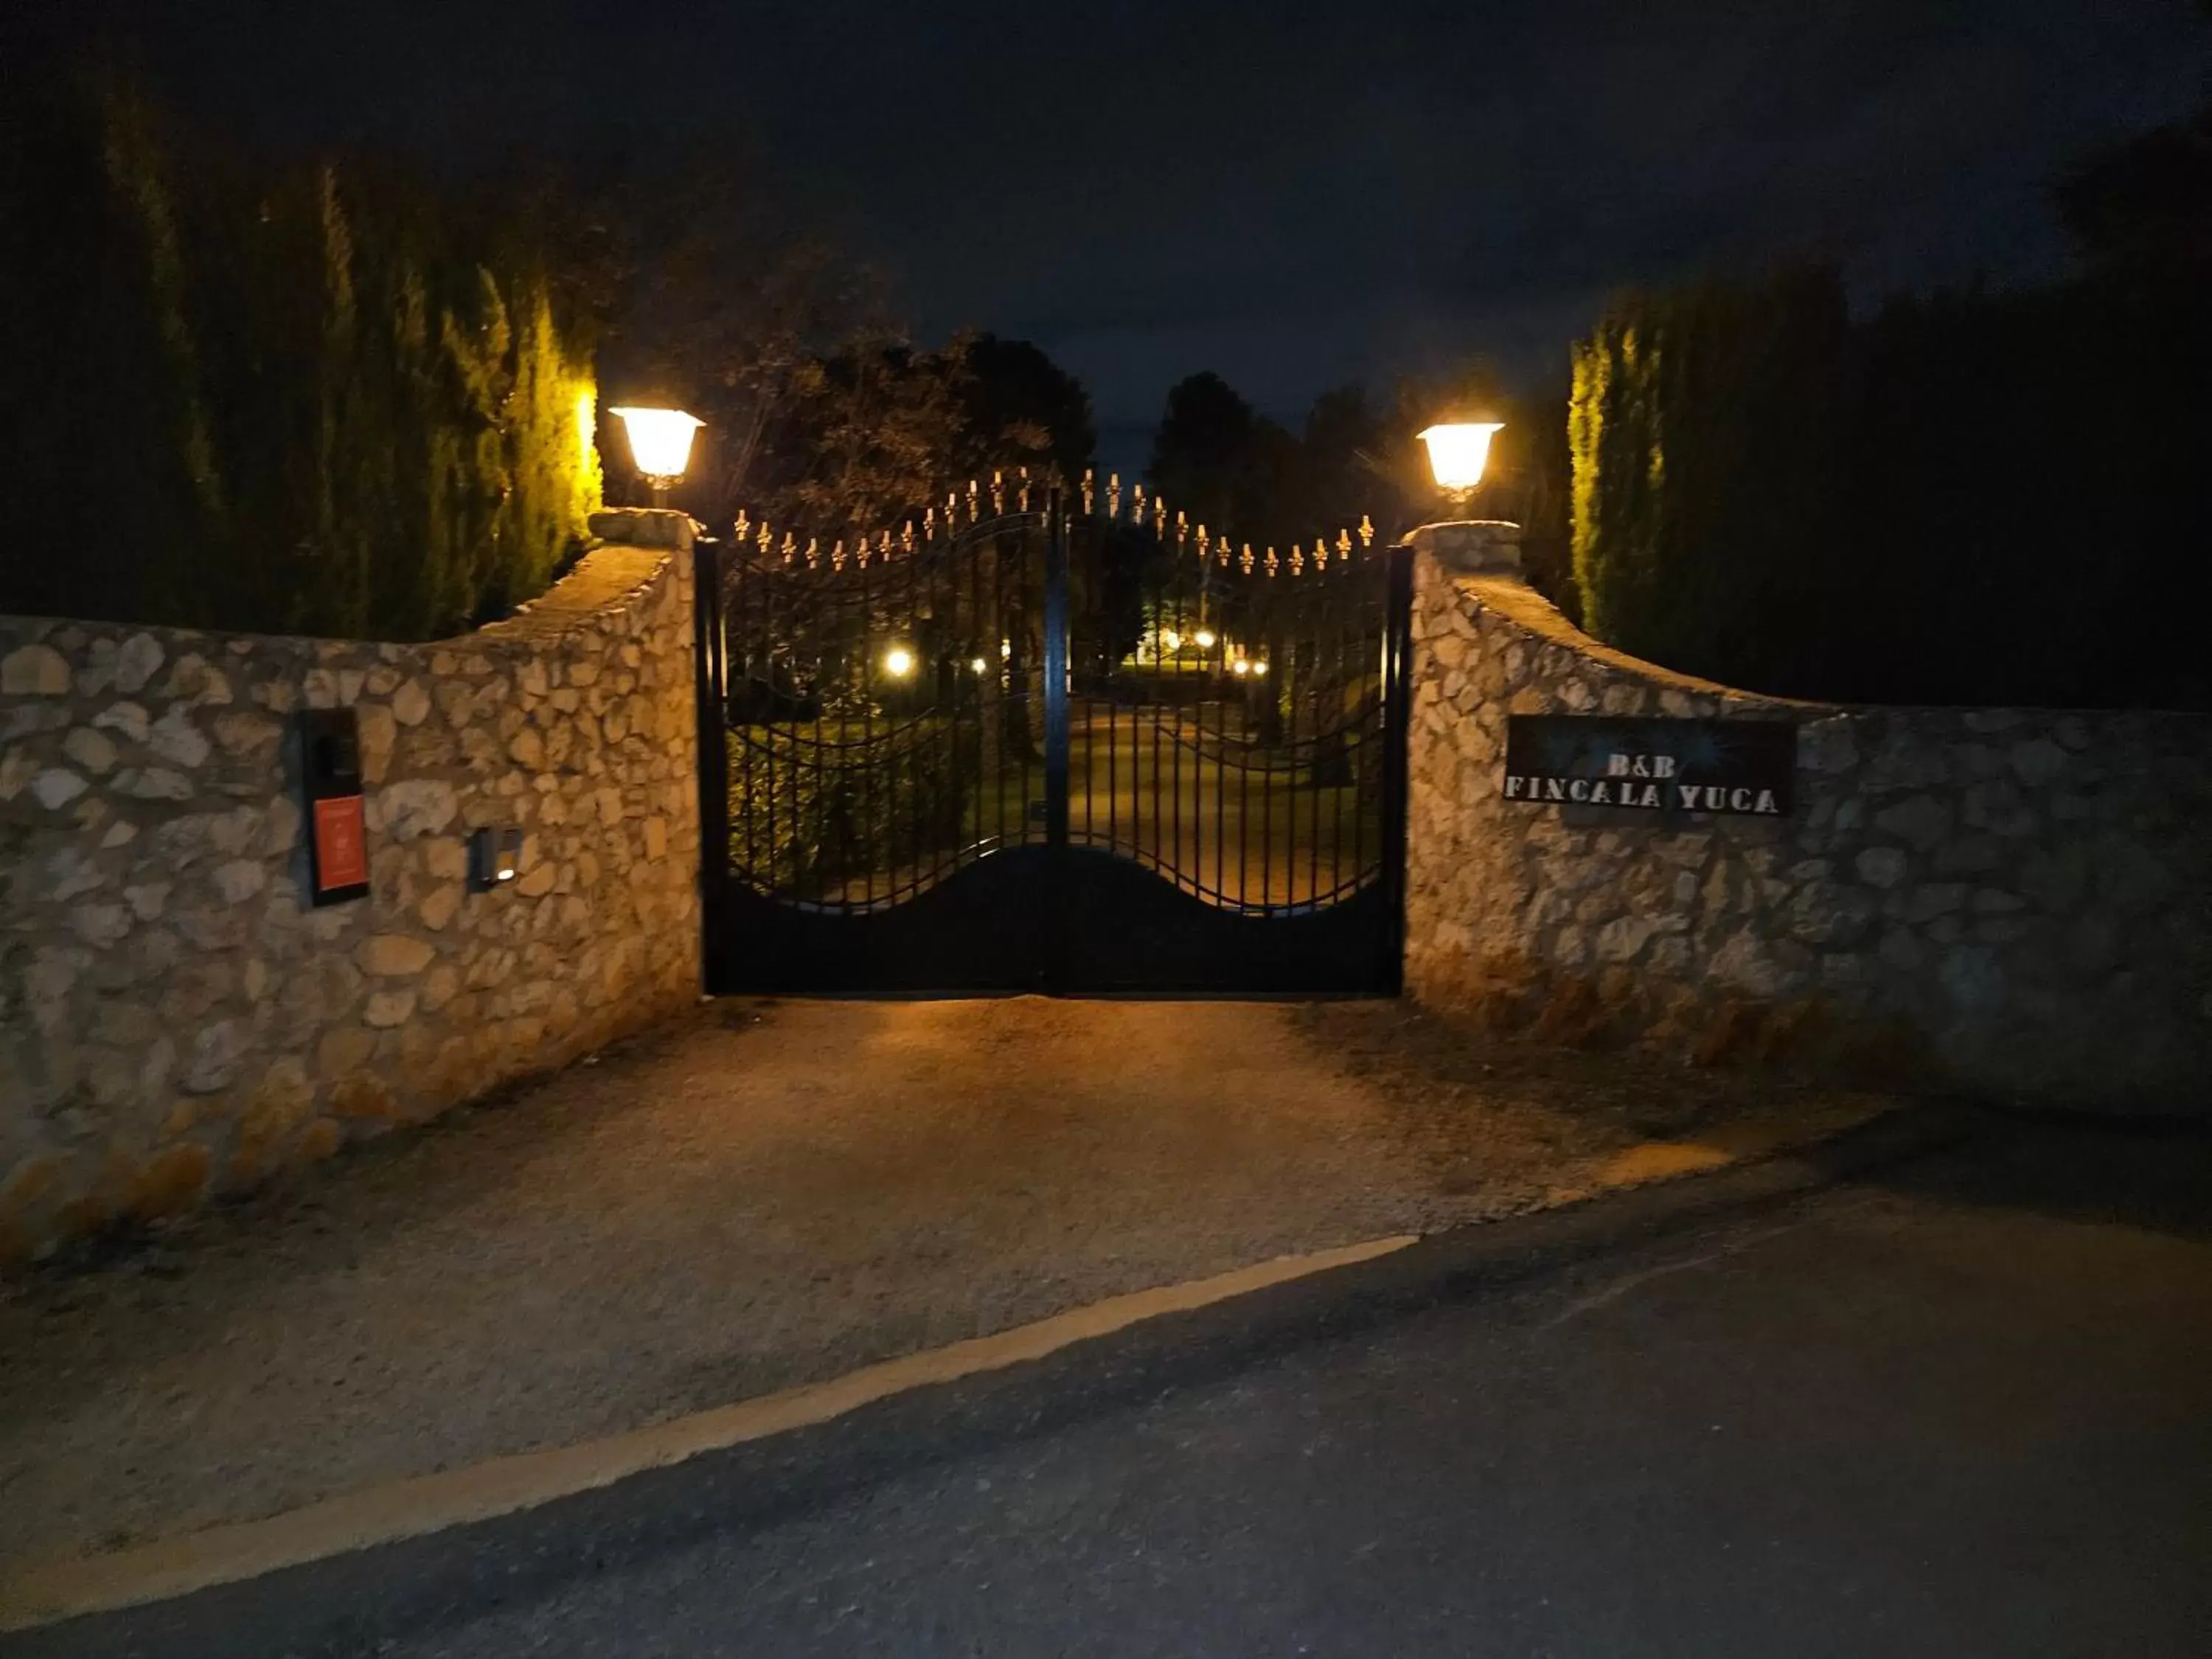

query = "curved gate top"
[{"left": 694, "top": 474, "right": 1412, "bottom": 995}]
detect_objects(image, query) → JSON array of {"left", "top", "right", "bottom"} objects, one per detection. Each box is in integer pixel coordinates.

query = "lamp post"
[
  {"left": 609, "top": 406, "right": 703, "bottom": 508},
  {"left": 1407, "top": 420, "right": 1520, "bottom": 575}
]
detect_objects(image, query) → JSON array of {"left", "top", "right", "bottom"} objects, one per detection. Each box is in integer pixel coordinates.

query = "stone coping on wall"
[
  {"left": 1453, "top": 574, "right": 1824, "bottom": 709},
  {"left": 1408, "top": 563, "right": 2212, "bottom": 1113},
  {"left": 482, "top": 545, "right": 673, "bottom": 639},
  {"left": 0, "top": 530, "right": 684, "bottom": 665},
  {"left": 1, "top": 523, "right": 703, "bottom": 1263}
]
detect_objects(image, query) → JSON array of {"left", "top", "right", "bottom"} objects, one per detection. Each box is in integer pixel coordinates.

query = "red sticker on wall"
[{"left": 313, "top": 794, "right": 369, "bottom": 892}]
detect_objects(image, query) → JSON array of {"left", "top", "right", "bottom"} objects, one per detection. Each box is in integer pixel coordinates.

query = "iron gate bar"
[{"left": 1043, "top": 495, "right": 1071, "bottom": 849}]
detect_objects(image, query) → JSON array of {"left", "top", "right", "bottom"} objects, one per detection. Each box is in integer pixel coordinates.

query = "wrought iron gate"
[{"left": 695, "top": 476, "right": 1411, "bottom": 994}]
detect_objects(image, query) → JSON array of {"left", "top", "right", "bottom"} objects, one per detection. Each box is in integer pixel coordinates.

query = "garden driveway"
[{"left": 0, "top": 996, "right": 1891, "bottom": 1571}]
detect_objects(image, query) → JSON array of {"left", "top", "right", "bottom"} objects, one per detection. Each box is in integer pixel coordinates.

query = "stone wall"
[
  {"left": 0, "top": 512, "right": 702, "bottom": 1261},
  {"left": 1407, "top": 559, "right": 2212, "bottom": 1112}
]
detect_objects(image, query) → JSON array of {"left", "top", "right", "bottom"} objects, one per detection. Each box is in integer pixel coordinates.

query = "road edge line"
[{"left": 0, "top": 1234, "right": 1418, "bottom": 1632}]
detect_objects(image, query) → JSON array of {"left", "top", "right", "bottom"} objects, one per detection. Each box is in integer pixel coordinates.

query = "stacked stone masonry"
[
  {"left": 1406, "top": 561, "right": 2212, "bottom": 1112},
  {"left": 1, "top": 518, "right": 701, "bottom": 1262}
]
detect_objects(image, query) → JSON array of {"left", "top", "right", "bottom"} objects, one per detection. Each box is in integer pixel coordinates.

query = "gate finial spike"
[
  {"left": 734, "top": 509, "right": 749, "bottom": 542},
  {"left": 1358, "top": 515, "right": 1374, "bottom": 546},
  {"left": 832, "top": 538, "right": 846, "bottom": 571},
  {"left": 802, "top": 535, "right": 817, "bottom": 568},
  {"left": 1106, "top": 473, "right": 1121, "bottom": 519},
  {"left": 991, "top": 470, "right": 1005, "bottom": 514},
  {"left": 1081, "top": 468, "right": 1095, "bottom": 515},
  {"left": 1265, "top": 546, "right": 1279, "bottom": 576},
  {"left": 902, "top": 521, "right": 915, "bottom": 552},
  {"left": 1240, "top": 543, "right": 1254, "bottom": 574}
]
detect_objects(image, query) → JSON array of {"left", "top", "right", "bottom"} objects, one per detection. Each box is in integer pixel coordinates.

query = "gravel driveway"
[{"left": 0, "top": 996, "right": 1891, "bottom": 1568}]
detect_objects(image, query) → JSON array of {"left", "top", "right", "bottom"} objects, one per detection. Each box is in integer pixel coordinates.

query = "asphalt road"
[{"left": 21, "top": 1115, "right": 2212, "bottom": 1658}]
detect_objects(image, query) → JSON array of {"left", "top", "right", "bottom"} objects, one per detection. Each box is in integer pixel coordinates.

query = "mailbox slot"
[{"left": 302, "top": 707, "right": 370, "bottom": 906}]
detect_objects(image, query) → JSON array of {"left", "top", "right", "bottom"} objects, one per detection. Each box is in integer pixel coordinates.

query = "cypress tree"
[
  {"left": 0, "top": 73, "right": 601, "bottom": 640},
  {"left": 1570, "top": 270, "right": 1849, "bottom": 697}
]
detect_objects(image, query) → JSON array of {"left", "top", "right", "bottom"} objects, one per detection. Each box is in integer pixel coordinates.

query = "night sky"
[{"left": 65, "top": 0, "right": 2212, "bottom": 468}]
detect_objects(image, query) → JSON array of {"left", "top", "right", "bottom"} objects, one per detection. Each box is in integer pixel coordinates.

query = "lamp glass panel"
[
  {"left": 1418, "top": 422, "right": 1504, "bottom": 492},
  {"left": 611, "top": 407, "right": 704, "bottom": 478}
]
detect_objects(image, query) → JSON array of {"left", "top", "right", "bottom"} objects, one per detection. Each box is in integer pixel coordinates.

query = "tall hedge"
[
  {"left": 0, "top": 75, "right": 599, "bottom": 640},
  {"left": 1569, "top": 263, "right": 2210, "bottom": 709},
  {"left": 1568, "top": 268, "right": 1851, "bottom": 697}
]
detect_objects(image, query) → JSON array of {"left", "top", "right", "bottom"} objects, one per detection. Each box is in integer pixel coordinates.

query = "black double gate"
[{"left": 695, "top": 480, "right": 1412, "bottom": 995}]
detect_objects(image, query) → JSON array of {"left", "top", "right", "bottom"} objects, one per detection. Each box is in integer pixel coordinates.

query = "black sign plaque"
[{"left": 1503, "top": 715, "right": 1795, "bottom": 818}]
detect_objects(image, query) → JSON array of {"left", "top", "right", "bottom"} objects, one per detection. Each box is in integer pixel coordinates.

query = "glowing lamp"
[
  {"left": 1161, "top": 630, "right": 1181, "bottom": 651},
  {"left": 609, "top": 406, "right": 703, "bottom": 504},
  {"left": 969, "top": 655, "right": 989, "bottom": 675},
  {"left": 1251, "top": 660, "right": 1268, "bottom": 677},
  {"left": 1231, "top": 658, "right": 1251, "bottom": 678},
  {"left": 1193, "top": 628, "right": 1217, "bottom": 650},
  {"left": 1418, "top": 422, "right": 1504, "bottom": 500},
  {"left": 883, "top": 646, "right": 917, "bottom": 678}
]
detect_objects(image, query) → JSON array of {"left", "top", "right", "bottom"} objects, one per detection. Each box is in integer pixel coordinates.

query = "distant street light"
[
  {"left": 884, "top": 645, "right": 917, "bottom": 678},
  {"left": 609, "top": 406, "right": 703, "bottom": 507},
  {"left": 1418, "top": 422, "right": 1505, "bottom": 507},
  {"left": 1193, "top": 628, "right": 1217, "bottom": 650}
]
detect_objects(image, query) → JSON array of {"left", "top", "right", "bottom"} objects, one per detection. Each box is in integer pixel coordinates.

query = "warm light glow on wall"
[
  {"left": 609, "top": 406, "right": 703, "bottom": 481},
  {"left": 1419, "top": 422, "right": 1504, "bottom": 495}
]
